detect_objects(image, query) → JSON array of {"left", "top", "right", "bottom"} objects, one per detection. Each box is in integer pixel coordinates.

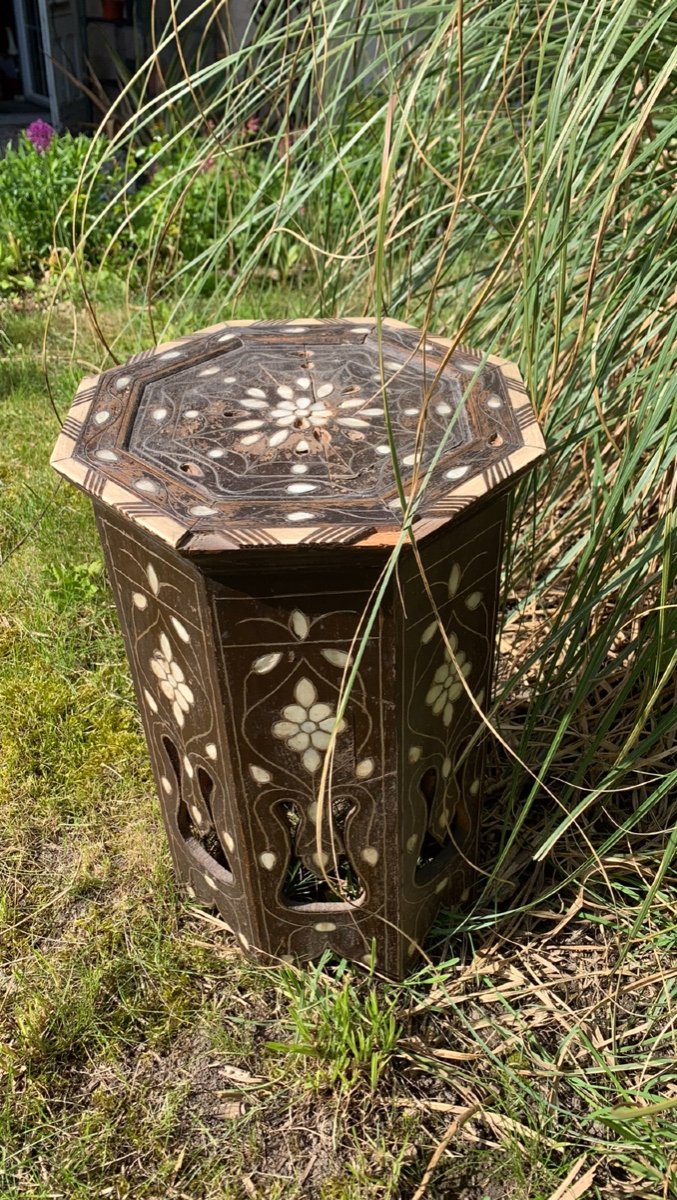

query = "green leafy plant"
[
  {"left": 0, "top": 232, "right": 34, "bottom": 294},
  {"left": 270, "top": 957, "right": 401, "bottom": 1092},
  {"left": 45, "top": 559, "right": 105, "bottom": 611},
  {"left": 0, "top": 130, "right": 127, "bottom": 281}
]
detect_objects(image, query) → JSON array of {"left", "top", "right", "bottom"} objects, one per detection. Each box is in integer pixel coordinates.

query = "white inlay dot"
[
  {"left": 132, "top": 592, "right": 147, "bottom": 609},
  {"left": 147, "top": 563, "right": 159, "bottom": 594},
  {"left": 487, "top": 395, "right": 503, "bottom": 408},
  {"left": 208, "top": 448, "right": 225, "bottom": 458},
  {"left": 93, "top": 410, "right": 110, "bottom": 425},
  {"left": 152, "top": 407, "right": 168, "bottom": 421},
  {"left": 260, "top": 852, "right": 276, "bottom": 870},
  {"left": 190, "top": 505, "right": 218, "bottom": 517},
  {"left": 143, "top": 688, "right": 158, "bottom": 713},
  {"left": 198, "top": 366, "right": 220, "bottom": 377},
  {"left": 287, "top": 482, "right": 316, "bottom": 495},
  {"left": 286, "top": 511, "right": 314, "bottom": 522},
  {"left": 291, "top": 464, "right": 308, "bottom": 474},
  {"left": 445, "top": 465, "right": 469, "bottom": 480},
  {"left": 136, "top": 479, "right": 160, "bottom": 494},
  {"left": 356, "top": 758, "right": 375, "bottom": 779},
  {"left": 160, "top": 776, "right": 172, "bottom": 795},
  {"left": 184, "top": 409, "right": 200, "bottom": 419},
  {"left": 314, "top": 922, "right": 336, "bottom": 933},
  {"left": 206, "top": 743, "right": 218, "bottom": 760},
  {"left": 95, "top": 449, "right": 118, "bottom": 462},
  {"left": 222, "top": 831, "right": 235, "bottom": 853},
  {"left": 115, "top": 375, "right": 131, "bottom": 389},
  {"left": 361, "top": 847, "right": 379, "bottom": 866},
  {"left": 160, "top": 349, "right": 182, "bottom": 359},
  {"left": 183, "top": 755, "right": 194, "bottom": 779}
]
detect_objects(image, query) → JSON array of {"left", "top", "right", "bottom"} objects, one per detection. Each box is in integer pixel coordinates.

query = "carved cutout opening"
[
  {"left": 278, "top": 800, "right": 364, "bottom": 906},
  {"left": 164, "top": 736, "right": 231, "bottom": 874},
  {"left": 195, "top": 766, "right": 230, "bottom": 871},
  {"left": 415, "top": 765, "right": 462, "bottom": 874},
  {"left": 163, "top": 734, "right": 182, "bottom": 785}
]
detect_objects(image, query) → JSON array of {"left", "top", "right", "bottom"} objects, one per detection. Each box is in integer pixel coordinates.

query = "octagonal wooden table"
[{"left": 51, "top": 317, "right": 545, "bottom": 977}]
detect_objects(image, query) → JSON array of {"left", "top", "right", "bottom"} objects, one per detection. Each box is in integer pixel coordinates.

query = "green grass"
[{"left": 1, "top": 295, "right": 676, "bottom": 1199}]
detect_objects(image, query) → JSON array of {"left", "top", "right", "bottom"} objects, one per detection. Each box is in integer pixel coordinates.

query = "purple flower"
[{"left": 25, "top": 119, "right": 55, "bottom": 154}]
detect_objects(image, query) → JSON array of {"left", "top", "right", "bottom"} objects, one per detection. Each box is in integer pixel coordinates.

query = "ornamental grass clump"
[{"left": 62, "top": 0, "right": 675, "bottom": 917}]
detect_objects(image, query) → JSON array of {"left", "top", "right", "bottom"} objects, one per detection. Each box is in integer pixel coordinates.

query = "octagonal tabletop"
[{"left": 51, "top": 318, "right": 545, "bottom": 553}]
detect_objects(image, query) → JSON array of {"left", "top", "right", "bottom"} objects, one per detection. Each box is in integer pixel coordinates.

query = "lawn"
[{"left": 1, "top": 293, "right": 676, "bottom": 1200}]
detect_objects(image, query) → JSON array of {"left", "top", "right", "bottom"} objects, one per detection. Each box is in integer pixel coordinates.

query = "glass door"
[{"left": 12, "top": 0, "right": 49, "bottom": 103}]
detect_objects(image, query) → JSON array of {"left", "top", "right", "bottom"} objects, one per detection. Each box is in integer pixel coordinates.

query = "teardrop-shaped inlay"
[
  {"left": 253, "top": 652, "right": 282, "bottom": 674},
  {"left": 290, "top": 609, "right": 310, "bottom": 640}
]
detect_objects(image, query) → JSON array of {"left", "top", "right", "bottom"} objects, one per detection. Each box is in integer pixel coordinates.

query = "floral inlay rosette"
[
  {"left": 150, "top": 632, "right": 195, "bottom": 727},
  {"left": 425, "top": 636, "right": 472, "bottom": 727},
  {"left": 272, "top": 677, "right": 345, "bottom": 773},
  {"left": 232, "top": 376, "right": 383, "bottom": 453}
]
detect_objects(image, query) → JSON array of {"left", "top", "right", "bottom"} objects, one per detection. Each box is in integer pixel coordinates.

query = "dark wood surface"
[{"left": 96, "top": 494, "right": 505, "bottom": 977}]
